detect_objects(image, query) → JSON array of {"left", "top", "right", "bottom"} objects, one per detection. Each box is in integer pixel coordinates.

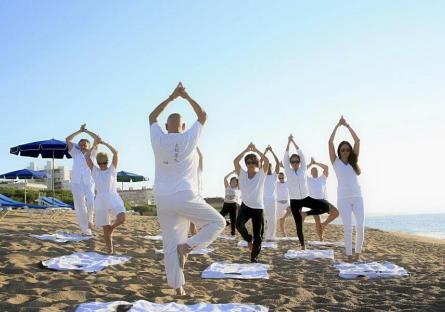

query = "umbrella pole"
[
  {"left": 52, "top": 152, "right": 55, "bottom": 206},
  {"left": 122, "top": 181, "right": 124, "bottom": 191},
  {"left": 24, "top": 179, "right": 27, "bottom": 204}
]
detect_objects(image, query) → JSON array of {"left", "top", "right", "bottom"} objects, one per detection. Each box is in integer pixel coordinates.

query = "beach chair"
[
  {"left": 0, "top": 194, "right": 46, "bottom": 220},
  {"left": 37, "top": 197, "right": 73, "bottom": 220}
]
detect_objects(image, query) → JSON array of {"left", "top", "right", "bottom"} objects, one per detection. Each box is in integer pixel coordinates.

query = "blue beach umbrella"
[
  {"left": 0, "top": 169, "right": 48, "bottom": 204},
  {"left": 10, "top": 139, "right": 71, "bottom": 203}
]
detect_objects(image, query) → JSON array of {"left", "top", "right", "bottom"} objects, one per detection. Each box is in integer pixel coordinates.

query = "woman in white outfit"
[
  {"left": 329, "top": 116, "right": 364, "bottom": 262},
  {"left": 85, "top": 140, "right": 126, "bottom": 254},
  {"left": 276, "top": 170, "right": 291, "bottom": 237},
  {"left": 263, "top": 145, "right": 280, "bottom": 241},
  {"left": 220, "top": 170, "right": 240, "bottom": 236}
]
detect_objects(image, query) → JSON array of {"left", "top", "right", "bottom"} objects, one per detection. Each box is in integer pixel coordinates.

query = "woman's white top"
[
  {"left": 92, "top": 165, "right": 118, "bottom": 195},
  {"left": 333, "top": 158, "right": 362, "bottom": 199}
]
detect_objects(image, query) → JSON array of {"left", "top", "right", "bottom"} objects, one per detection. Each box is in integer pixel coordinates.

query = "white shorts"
[
  {"left": 94, "top": 192, "right": 125, "bottom": 227},
  {"left": 276, "top": 200, "right": 290, "bottom": 219}
]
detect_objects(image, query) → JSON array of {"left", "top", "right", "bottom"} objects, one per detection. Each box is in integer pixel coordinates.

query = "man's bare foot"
[
  {"left": 88, "top": 222, "right": 94, "bottom": 231},
  {"left": 353, "top": 253, "right": 361, "bottom": 262},
  {"left": 177, "top": 243, "right": 192, "bottom": 270},
  {"left": 175, "top": 287, "right": 186, "bottom": 296},
  {"left": 247, "top": 241, "right": 253, "bottom": 251},
  {"left": 301, "top": 245, "right": 306, "bottom": 250},
  {"left": 347, "top": 255, "right": 354, "bottom": 263}
]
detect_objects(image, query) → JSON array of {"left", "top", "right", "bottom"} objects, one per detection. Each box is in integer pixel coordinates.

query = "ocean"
[{"left": 364, "top": 213, "right": 445, "bottom": 240}]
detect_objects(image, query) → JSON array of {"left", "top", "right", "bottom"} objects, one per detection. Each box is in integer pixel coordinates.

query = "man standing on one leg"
[
  {"left": 149, "top": 82, "right": 225, "bottom": 295},
  {"left": 66, "top": 124, "right": 100, "bottom": 235}
]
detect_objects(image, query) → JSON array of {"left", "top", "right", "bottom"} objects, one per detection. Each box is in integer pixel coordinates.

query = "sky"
[{"left": 1, "top": 1, "right": 444, "bottom": 215}]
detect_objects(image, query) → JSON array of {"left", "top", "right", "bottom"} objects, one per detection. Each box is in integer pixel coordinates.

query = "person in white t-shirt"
[
  {"left": 276, "top": 170, "right": 291, "bottom": 236},
  {"left": 220, "top": 169, "right": 240, "bottom": 236},
  {"left": 306, "top": 157, "right": 339, "bottom": 241},
  {"left": 149, "top": 82, "right": 225, "bottom": 295},
  {"left": 66, "top": 124, "right": 100, "bottom": 235},
  {"left": 234, "top": 143, "right": 269, "bottom": 263},
  {"left": 189, "top": 147, "right": 203, "bottom": 236},
  {"left": 283, "top": 134, "right": 333, "bottom": 249},
  {"left": 262, "top": 145, "right": 280, "bottom": 241},
  {"left": 85, "top": 140, "right": 126, "bottom": 254},
  {"left": 329, "top": 116, "right": 364, "bottom": 262}
]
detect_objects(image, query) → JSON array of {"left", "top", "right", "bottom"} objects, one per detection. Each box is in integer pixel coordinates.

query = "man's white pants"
[
  {"left": 263, "top": 198, "right": 277, "bottom": 240},
  {"left": 71, "top": 183, "right": 95, "bottom": 235},
  {"left": 156, "top": 190, "right": 225, "bottom": 289},
  {"left": 338, "top": 196, "right": 365, "bottom": 256}
]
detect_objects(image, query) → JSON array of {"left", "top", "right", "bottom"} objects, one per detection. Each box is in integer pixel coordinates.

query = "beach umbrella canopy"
[
  {"left": 10, "top": 139, "right": 71, "bottom": 203},
  {"left": 10, "top": 139, "right": 71, "bottom": 159},
  {"left": 0, "top": 169, "right": 48, "bottom": 204},
  {"left": 117, "top": 171, "right": 147, "bottom": 190},
  {"left": 0, "top": 169, "right": 47, "bottom": 180}
]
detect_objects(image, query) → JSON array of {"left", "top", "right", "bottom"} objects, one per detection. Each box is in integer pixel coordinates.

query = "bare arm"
[
  {"left": 233, "top": 144, "right": 252, "bottom": 176},
  {"left": 224, "top": 170, "right": 236, "bottom": 188},
  {"left": 83, "top": 128, "right": 101, "bottom": 150},
  {"left": 313, "top": 158, "right": 329, "bottom": 177},
  {"left": 178, "top": 84, "right": 207, "bottom": 125},
  {"left": 149, "top": 84, "right": 180, "bottom": 125},
  {"left": 252, "top": 145, "right": 269, "bottom": 174},
  {"left": 196, "top": 147, "right": 203, "bottom": 172},
  {"left": 102, "top": 142, "right": 119, "bottom": 168},
  {"left": 268, "top": 146, "right": 280, "bottom": 174},
  {"left": 329, "top": 120, "right": 341, "bottom": 164},
  {"left": 65, "top": 124, "right": 85, "bottom": 151},
  {"left": 344, "top": 120, "right": 360, "bottom": 157}
]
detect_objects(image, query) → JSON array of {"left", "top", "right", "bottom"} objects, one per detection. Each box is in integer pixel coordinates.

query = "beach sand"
[{"left": 0, "top": 211, "right": 444, "bottom": 311}]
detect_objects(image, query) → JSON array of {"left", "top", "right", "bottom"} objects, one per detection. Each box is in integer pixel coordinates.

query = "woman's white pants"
[{"left": 337, "top": 196, "right": 365, "bottom": 256}]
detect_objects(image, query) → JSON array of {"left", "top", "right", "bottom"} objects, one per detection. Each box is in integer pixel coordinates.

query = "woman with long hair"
[{"left": 329, "top": 115, "right": 364, "bottom": 262}]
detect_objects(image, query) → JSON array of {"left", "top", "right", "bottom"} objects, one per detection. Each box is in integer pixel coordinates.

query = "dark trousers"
[
  {"left": 220, "top": 202, "right": 237, "bottom": 235},
  {"left": 290, "top": 196, "right": 331, "bottom": 247},
  {"left": 236, "top": 203, "right": 264, "bottom": 262}
]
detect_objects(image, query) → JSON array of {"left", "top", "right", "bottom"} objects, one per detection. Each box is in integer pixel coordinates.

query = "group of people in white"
[{"left": 65, "top": 82, "right": 364, "bottom": 296}]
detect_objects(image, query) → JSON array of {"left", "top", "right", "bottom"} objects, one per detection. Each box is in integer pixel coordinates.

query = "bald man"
[{"left": 149, "top": 83, "right": 225, "bottom": 296}]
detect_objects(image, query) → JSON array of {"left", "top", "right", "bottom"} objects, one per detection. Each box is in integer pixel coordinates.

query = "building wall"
[{"left": 117, "top": 188, "right": 155, "bottom": 206}]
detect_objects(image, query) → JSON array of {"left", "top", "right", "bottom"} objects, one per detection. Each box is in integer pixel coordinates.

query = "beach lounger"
[
  {"left": 0, "top": 194, "right": 46, "bottom": 220},
  {"left": 37, "top": 196, "right": 73, "bottom": 219}
]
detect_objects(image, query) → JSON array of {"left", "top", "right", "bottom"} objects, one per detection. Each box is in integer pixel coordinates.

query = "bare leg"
[
  {"left": 103, "top": 225, "right": 113, "bottom": 254},
  {"left": 279, "top": 217, "right": 286, "bottom": 237},
  {"left": 189, "top": 223, "right": 197, "bottom": 236},
  {"left": 177, "top": 243, "right": 192, "bottom": 270},
  {"left": 321, "top": 208, "right": 339, "bottom": 233},
  {"left": 313, "top": 215, "right": 323, "bottom": 241},
  {"left": 175, "top": 287, "right": 186, "bottom": 296},
  {"left": 353, "top": 253, "right": 361, "bottom": 262}
]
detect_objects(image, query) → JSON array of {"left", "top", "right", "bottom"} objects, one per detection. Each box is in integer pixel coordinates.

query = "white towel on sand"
[
  {"left": 155, "top": 247, "right": 214, "bottom": 255},
  {"left": 31, "top": 233, "right": 92, "bottom": 243},
  {"left": 41, "top": 252, "right": 130, "bottom": 272},
  {"left": 218, "top": 234, "right": 237, "bottom": 240},
  {"left": 237, "top": 241, "right": 278, "bottom": 249},
  {"left": 284, "top": 249, "right": 335, "bottom": 260},
  {"left": 144, "top": 235, "right": 163, "bottom": 241},
  {"left": 307, "top": 241, "right": 344, "bottom": 247},
  {"left": 202, "top": 262, "right": 269, "bottom": 279},
  {"left": 274, "top": 237, "right": 299, "bottom": 241},
  {"left": 333, "top": 261, "right": 409, "bottom": 279},
  {"left": 76, "top": 300, "right": 268, "bottom": 312}
]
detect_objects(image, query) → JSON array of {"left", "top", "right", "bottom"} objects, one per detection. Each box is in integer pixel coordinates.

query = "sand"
[{"left": 0, "top": 211, "right": 444, "bottom": 311}]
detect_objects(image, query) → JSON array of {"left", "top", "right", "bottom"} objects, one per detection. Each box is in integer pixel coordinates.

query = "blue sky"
[{"left": 1, "top": 1, "right": 444, "bottom": 214}]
